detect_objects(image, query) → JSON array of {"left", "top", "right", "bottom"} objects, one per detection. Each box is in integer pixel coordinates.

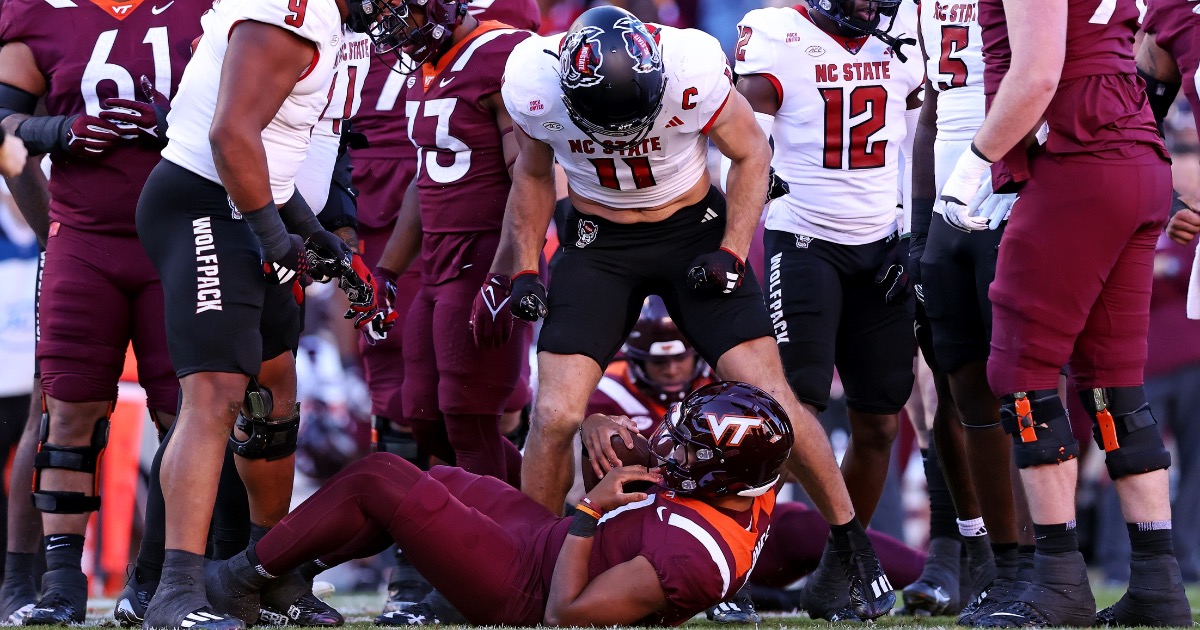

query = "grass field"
[{"left": 47, "top": 583, "right": 1200, "bottom": 629}]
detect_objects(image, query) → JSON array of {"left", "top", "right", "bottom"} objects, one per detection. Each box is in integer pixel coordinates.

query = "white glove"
[
  {"left": 979, "top": 193, "right": 1017, "bottom": 230},
  {"left": 937, "top": 145, "right": 993, "bottom": 232}
]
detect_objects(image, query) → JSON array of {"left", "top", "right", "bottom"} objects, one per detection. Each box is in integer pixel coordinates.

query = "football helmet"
[
  {"left": 347, "top": 0, "right": 468, "bottom": 74},
  {"left": 623, "top": 296, "right": 707, "bottom": 405},
  {"left": 807, "top": 0, "right": 913, "bottom": 60},
  {"left": 558, "top": 5, "right": 667, "bottom": 150},
  {"left": 650, "top": 381, "right": 794, "bottom": 499}
]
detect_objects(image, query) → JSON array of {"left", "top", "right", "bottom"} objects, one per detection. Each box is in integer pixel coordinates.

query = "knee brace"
[
  {"left": 1000, "top": 390, "right": 1079, "bottom": 469},
  {"left": 229, "top": 382, "right": 299, "bottom": 461},
  {"left": 373, "top": 415, "right": 429, "bottom": 469},
  {"left": 1079, "top": 387, "right": 1170, "bottom": 480},
  {"left": 32, "top": 406, "right": 111, "bottom": 513}
]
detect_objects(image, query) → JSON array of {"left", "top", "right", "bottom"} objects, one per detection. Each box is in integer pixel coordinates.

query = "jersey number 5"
[
  {"left": 819, "top": 86, "right": 887, "bottom": 170},
  {"left": 937, "top": 26, "right": 969, "bottom": 90}
]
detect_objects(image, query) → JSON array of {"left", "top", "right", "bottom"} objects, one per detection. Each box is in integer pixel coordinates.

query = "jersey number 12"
[{"left": 819, "top": 86, "right": 887, "bottom": 170}]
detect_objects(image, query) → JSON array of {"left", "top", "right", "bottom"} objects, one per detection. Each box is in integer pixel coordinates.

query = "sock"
[
  {"left": 1033, "top": 521, "right": 1078, "bottom": 556},
  {"left": 1128, "top": 521, "right": 1173, "bottom": 557},
  {"left": 44, "top": 534, "right": 85, "bottom": 572},
  {"left": 3, "top": 552, "right": 34, "bottom": 584},
  {"left": 830, "top": 518, "right": 870, "bottom": 553},
  {"left": 250, "top": 523, "right": 271, "bottom": 545},
  {"left": 1016, "top": 544, "right": 1036, "bottom": 581},
  {"left": 992, "top": 542, "right": 1019, "bottom": 580},
  {"left": 297, "top": 559, "right": 329, "bottom": 583},
  {"left": 923, "top": 448, "right": 960, "bottom": 540},
  {"left": 958, "top": 517, "right": 987, "bottom": 538}
]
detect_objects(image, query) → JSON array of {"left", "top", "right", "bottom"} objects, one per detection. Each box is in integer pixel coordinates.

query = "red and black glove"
[
  {"left": 687, "top": 248, "right": 745, "bottom": 296},
  {"left": 511, "top": 270, "right": 548, "bottom": 322},
  {"left": 304, "top": 230, "right": 353, "bottom": 283},
  {"left": 263, "top": 234, "right": 309, "bottom": 284},
  {"left": 470, "top": 273, "right": 515, "bottom": 350},
  {"left": 342, "top": 257, "right": 398, "bottom": 342}
]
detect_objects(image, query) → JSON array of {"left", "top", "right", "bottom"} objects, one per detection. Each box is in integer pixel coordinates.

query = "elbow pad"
[{"left": 1138, "top": 68, "right": 1180, "bottom": 132}]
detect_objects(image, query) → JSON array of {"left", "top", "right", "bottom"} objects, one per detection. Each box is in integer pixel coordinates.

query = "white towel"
[{"left": 1188, "top": 243, "right": 1200, "bottom": 320}]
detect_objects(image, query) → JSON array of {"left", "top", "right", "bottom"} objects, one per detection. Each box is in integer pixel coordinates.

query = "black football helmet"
[
  {"left": 623, "top": 296, "right": 708, "bottom": 405},
  {"left": 807, "top": 0, "right": 913, "bottom": 61},
  {"left": 347, "top": 0, "right": 468, "bottom": 74},
  {"left": 558, "top": 5, "right": 667, "bottom": 150},
  {"left": 650, "top": 382, "right": 794, "bottom": 499}
]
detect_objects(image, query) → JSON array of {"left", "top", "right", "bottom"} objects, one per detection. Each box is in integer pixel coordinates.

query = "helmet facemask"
[
  {"left": 809, "top": 0, "right": 913, "bottom": 61},
  {"left": 354, "top": 0, "right": 465, "bottom": 75}
]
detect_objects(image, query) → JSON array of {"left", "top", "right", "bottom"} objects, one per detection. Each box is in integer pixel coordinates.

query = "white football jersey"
[
  {"left": 736, "top": 5, "right": 923, "bottom": 245},
  {"left": 316, "top": 30, "right": 371, "bottom": 138},
  {"left": 162, "top": 0, "right": 345, "bottom": 204},
  {"left": 920, "top": 0, "right": 985, "bottom": 142},
  {"left": 503, "top": 26, "right": 731, "bottom": 210}
]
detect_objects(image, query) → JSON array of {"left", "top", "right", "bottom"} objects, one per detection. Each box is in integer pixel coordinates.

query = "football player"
[
  {"left": 371, "top": 0, "right": 534, "bottom": 484},
  {"left": 945, "top": 0, "right": 1191, "bottom": 625},
  {"left": 208, "top": 381, "right": 790, "bottom": 627},
  {"left": 908, "top": 0, "right": 1027, "bottom": 620},
  {"left": 0, "top": 0, "right": 206, "bottom": 621},
  {"left": 478, "top": 4, "right": 895, "bottom": 620},
  {"left": 131, "top": 0, "right": 386, "bottom": 625},
  {"left": 731, "top": 0, "right": 921, "bottom": 620}
]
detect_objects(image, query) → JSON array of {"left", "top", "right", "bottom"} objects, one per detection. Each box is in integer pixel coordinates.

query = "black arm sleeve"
[{"left": 1139, "top": 68, "right": 1181, "bottom": 133}]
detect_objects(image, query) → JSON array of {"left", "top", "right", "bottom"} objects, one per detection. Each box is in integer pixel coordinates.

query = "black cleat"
[
  {"left": 798, "top": 546, "right": 851, "bottom": 621},
  {"left": 1095, "top": 554, "right": 1193, "bottom": 627},
  {"left": 374, "top": 603, "right": 440, "bottom": 626},
  {"left": 0, "top": 576, "right": 37, "bottom": 626},
  {"left": 114, "top": 567, "right": 157, "bottom": 628},
  {"left": 975, "top": 552, "right": 1094, "bottom": 628},
  {"left": 259, "top": 593, "right": 344, "bottom": 627},
  {"left": 145, "top": 566, "right": 244, "bottom": 630},
  {"left": 380, "top": 553, "right": 432, "bottom": 615},
  {"left": 705, "top": 586, "right": 762, "bottom": 624},
  {"left": 204, "top": 554, "right": 262, "bottom": 625},
  {"left": 23, "top": 568, "right": 86, "bottom": 626},
  {"left": 901, "top": 579, "right": 954, "bottom": 617},
  {"left": 845, "top": 547, "right": 896, "bottom": 621}
]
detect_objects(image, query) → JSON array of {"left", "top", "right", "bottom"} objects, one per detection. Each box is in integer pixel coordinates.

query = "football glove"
[
  {"left": 766, "top": 166, "right": 790, "bottom": 202},
  {"left": 61, "top": 115, "right": 124, "bottom": 157},
  {"left": 875, "top": 233, "right": 911, "bottom": 304},
  {"left": 263, "top": 234, "right": 309, "bottom": 285},
  {"left": 304, "top": 230, "right": 353, "bottom": 283},
  {"left": 937, "top": 145, "right": 993, "bottom": 232},
  {"left": 100, "top": 77, "right": 169, "bottom": 145},
  {"left": 469, "top": 273, "right": 516, "bottom": 349},
  {"left": 687, "top": 248, "right": 745, "bottom": 296},
  {"left": 511, "top": 271, "right": 548, "bottom": 322}
]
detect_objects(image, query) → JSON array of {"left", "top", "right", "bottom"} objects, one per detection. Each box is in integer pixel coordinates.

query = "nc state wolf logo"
[
  {"left": 575, "top": 219, "right": 599, "bottom": 248},
  {"left": 704, "top": 413, "right": 764, "bottom": 446},
  {"left": 560, "top": 26, "right": 606, "bottom": 88},
  {"left": 615, "top": 16, "right": 661, "bottom": 73}
]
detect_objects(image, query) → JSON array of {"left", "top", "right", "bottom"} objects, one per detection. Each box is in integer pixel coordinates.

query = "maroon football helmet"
[
  {"left": 650, "top": 381, "right": 794, "bottom": 499},
  {"left": 350, "top": 0, "right": 469, "bottom": 74},
  {"left": 622, "top": 296, "right": 707, "bottom": 405}
]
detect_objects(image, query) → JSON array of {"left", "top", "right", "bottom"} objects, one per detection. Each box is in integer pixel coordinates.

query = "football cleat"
[
  {"left": 705, "top": 586, "right": 762, "bottom": 624},
  {"left": 380, "top": 554, "right": 432, "bottom": 615},
  {"left": 900, "top": 579, "right": 954, "bottom": 617},
  {"left": 797, "top": 547, "right": 851, "bottom": 621},
  {"left": 0, "top": 580, "right": 36, "bottom": 627},
  {"left": 1095, "top": 554, "right": 1192, "bottom": 627},
  {"left": 845, "top": 547, "right": 896, "bottom": 621},
  {"left": 205, "top": 555, "right": 261, "bottom": 625},
  {"left": 258, "top": 593, "right": 344, "bottom": 627},
  {"left": 374, "top": 603, "right": 440, "bottom": 626},
  {"left": 113, "top": 568, "right": 156, "bottom": 627},
  {"left": 22, "top": 568, "right": 86, "bottom": 626},
  {"left": 975, "top": 552, "right": 1094, "bottom": 628}
]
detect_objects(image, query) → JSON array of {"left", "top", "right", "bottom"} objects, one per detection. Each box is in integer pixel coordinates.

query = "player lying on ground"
[{"left": 205, "top": 382, "right": 792, "bottom": 626}]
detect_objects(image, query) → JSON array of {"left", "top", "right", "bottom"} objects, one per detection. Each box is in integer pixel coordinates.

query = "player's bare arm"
[
  {"left": 0, "top": 43, "right": 47, "bottom": 136},
  {"left": 912, "top": 80, "right": 939, "bottom": 203},
  {"left": 490, "top": 125, "right": 556, "bottom": 276},
  {"left": 486, "top": 89, "right": 521, "bottom": 272},
  {"left": 736, "top": 75, "right": 781, "bottom": 116},
  {"left": 1137, "top": 33, "right": 1181, "bottom": 83},
  {"left": 970, "top": 0, "right": 1065, "bottom": 161},
  {"left": 544, "top": 465, "right": 667, "bottom": 626},
  {"left": 209, "top": 21, "right": 315, "bottom": 212},
  {"left": 3, "top": 156, "right": 48, "bottom": 245},
  {"left": 706, "top": 91, "right": 770, "bottom": 261}
]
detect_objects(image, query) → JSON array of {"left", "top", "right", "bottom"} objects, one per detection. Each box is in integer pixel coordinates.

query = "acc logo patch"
[
  {"left": 543, "top": 121, "right": 564, "bottom": 131},
  {"left": 806, "top": 45, "right": 825, "bottom": 57},
  {"left": 575, "top": 219, "right": 599, "bottom": 248}
]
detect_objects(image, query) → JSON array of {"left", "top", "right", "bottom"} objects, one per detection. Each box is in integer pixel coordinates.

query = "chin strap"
[{"left": 872, "top": 29, "right": 916, "bottom": 63}]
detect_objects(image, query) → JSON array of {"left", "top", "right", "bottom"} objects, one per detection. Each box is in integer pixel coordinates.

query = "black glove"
[
  {"left": 304, "top": 230, "right": 352, "bottom": 283},
  {"left": 687, "top": 248, "right": 746, "bottom": 296},
  {"left": 263, "top": 234, "right": 309, "bottom": 285},
  {"left": 766, "top": 166, "right": 790, "bottom": 202},
  {"left": 511, "top": 271, "right": 548, "bottom": 322},
  {"left": 874, "top": 233, "right": 911, "bottom": 304},
  {"left": 909, "top": 198, "right": 934, "bottom": 302}
]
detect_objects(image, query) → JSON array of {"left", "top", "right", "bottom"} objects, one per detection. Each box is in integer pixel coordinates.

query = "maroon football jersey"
[
  {"left": 1143, "top": 0, "right": 1200, "bottom": 133},
  {"left": 980, "top": 0, "right": 1164, "bottom": 180},
  {"left": 350, "top": 54, "right": 419, "bottom": 229},
  {"left": 408, "top": 22, "right": 531, "bottom": 235},
  {"left": 581, "top": 490, "right": 775, "bottom": 626},
  {"left": 0, "top": 0, "right": 205, "bottom": 234}
]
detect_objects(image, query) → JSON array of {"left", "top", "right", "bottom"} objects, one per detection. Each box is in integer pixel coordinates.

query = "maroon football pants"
[
  {"left": 254, "top": 453, "right": 565, "bottom": 624},
  {"left": 988, "top": 155, "right": 1170, "bottom": 395}
]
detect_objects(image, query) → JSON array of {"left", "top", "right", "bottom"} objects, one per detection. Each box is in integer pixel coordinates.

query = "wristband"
[
  {"left": 242, "top": 201, "right": 292, "bottom": 261},
  {"left": 278, "top": 192, "right": 322, "bottom": 239},
  {"left": 568, "top": 509, "right": 599, "bottom": 538}
]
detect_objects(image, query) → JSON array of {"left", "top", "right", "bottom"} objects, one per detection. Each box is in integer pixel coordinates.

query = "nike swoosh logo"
[
  {"left": 989, "top": 612, "right": 1024, "bottom": 618},
  {"left": 151, "top": 1, "right": 173, "bottom": 13},
  {"left": 439, "top": 77, "right": 454, "bottom": 88},
  {"left": 656, "top": 506, "right": 666, "bottom": 520}
]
